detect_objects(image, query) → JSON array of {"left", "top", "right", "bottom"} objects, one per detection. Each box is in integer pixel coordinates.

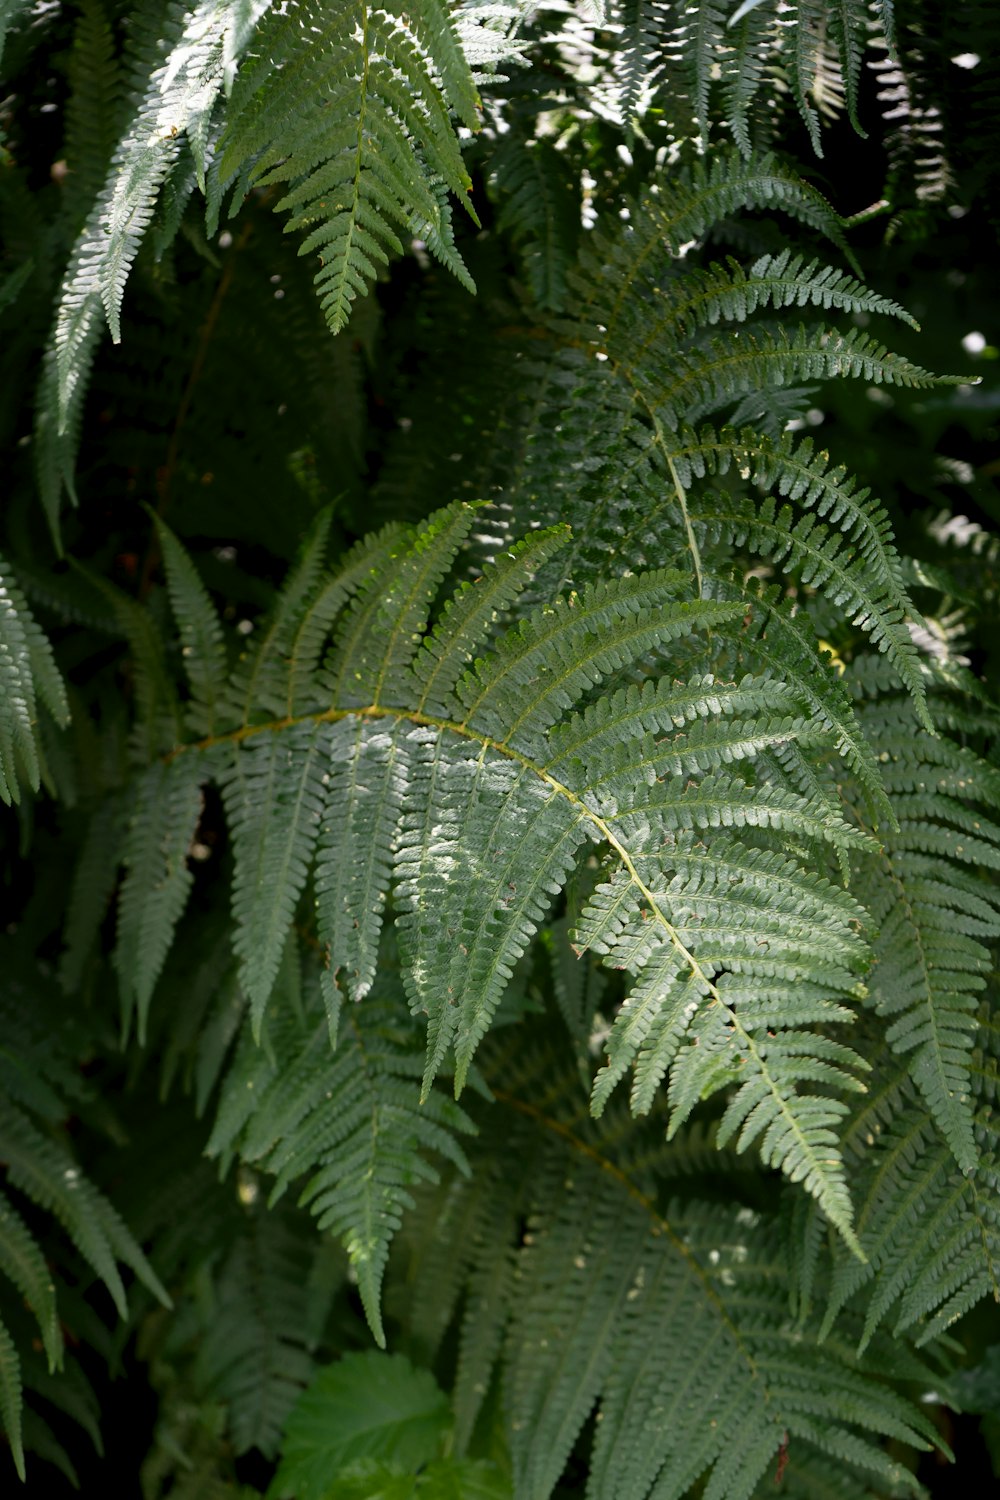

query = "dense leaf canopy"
[{"left": 1, "top": 0, "right": 999, "bottom": 1494}]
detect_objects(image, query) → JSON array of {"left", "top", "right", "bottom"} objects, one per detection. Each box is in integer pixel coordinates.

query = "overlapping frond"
[
  {"left": 848, "top": 674, "right": 1000, "bottom": 1173},
  {"left": 177, "top": 1209, "right": 330, "bottom": 1459},
  {"left": 208, "top": 973, "right": 474, "bottom": 1346},
  {"left": 403, "top": 1048, "right": 939, "bottom": 1500},
  {"left": 807, "top": 1020, "right": 1000, "bottom": 1355},
  {"left": 79, "top": 506, "right": 885, "bottom": 1240},
  {"left": 488, "top": 136, "right": 580, "bottom": 312},
  {"left": 38, "top": 0, "right": 269, "bottom": 527},
  {"left": 594, "top": 0, "right": 872, "bottom": 150},
  {"left": 0, "top": 552, "right": 69, "bottom": 805},
  {"left": 214, "top": 0, "right": 480, "bottom": 335},
  {"left": 0, "top": 981, "right": 168, "bottom": 1479}
]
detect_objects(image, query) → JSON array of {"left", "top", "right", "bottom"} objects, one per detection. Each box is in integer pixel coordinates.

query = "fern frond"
[
  {"left": 0, "top": 1098, "right": 167, "bottom": 1319},
  {"left": 577, "top": 150, "right": 853, "bottom": 310},
  {"left": 222, "top": 722, "right": 327, "bottom": 1036},
  {"left": 455, "top": 573, "right": 739, "bottom": 754},
  {"left": 424, "top": 1056, "right": 938, "bottom": 1499},
  {"left": 489, "top": 137, "right": 580, "bottom": 312},
  {"left": 0, "top": 551, "right": 69, "bottom": 805},
  {"left": 225, "top": 507, "right": 339, "bottom": 725},
  {"left": 0, "top": 1197, "right": 61, "bottom": 1373},
  {"left": 627, "top": 324, "right": 953, "bottom": 432},
  {"left": 38, "top": 0, "right": 268, "bottom": 525},
  {"left": 411, "top": 525, "right": 571, "bottom": 718},
  {"left": 155, "top": 516, "right": 227, "bottom": 736},
  {"left": 215, "top": 0, "right": 480, "bottom": 335},
  {"left": 62, "top": 0, "right": 122, "bottom": 227},
  {"left": 114, "top": 753, "right": 206, "bottom": 1040},
  {"left": 185, "top": 1210, "right": 327, "bottom": 1458},
  {"left": 315, "top": 718, "right": 409, "bottom": 1026},
  {"left": 208, "top": 981, "right": 474, "bottom": 1347},
  {"left": 83, "top": 568, "right": 182, "bottom": 758},
  {"left": 0, "top": 1316, "right": 23, "bottom": 1481},
  {"left": 329, "top": 500, "right": 477, "bottom": 709},
  {"left": 107, "top": 511, "right": 885, "bottom": 1232},
  {"left": 599, "top": 0, "right": 873, "bottom": 152},
  {"left": 60, "top": 793, "right": 128, "bottom": 993},
  {"left": 398, "top": 733, "right": 594, "bottom": 1095},
  {"left": 816, "top": 1045, "right": 1000, "bottom": 1354},
  {"left": 846, "top": 690, "right": 1000, "bottom": 1173}
]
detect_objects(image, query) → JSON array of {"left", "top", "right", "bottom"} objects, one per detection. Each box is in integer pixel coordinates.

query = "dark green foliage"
[{"left": 1, "top": 0, "right": 1000, "bottom": 1495}]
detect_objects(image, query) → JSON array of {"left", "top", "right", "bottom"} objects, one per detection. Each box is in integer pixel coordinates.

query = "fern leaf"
[
  {"left": 443, "top": 1068, "right": 937, "bottom": 1500},
  {"left": 398, "top": 740, "right": 591, "bottom": 1096},
  {"left": 38, "top": 0, "right": 266, "bottom": 524},
  {"left": 545, "top": 670, "right": 805, "bottom": 770},
  {"left": 0, "top": 1099, "right": 167, "bottom": 1318},
  {"left": 114, "top": 754, "right": 205, "bottom": 1040},
  {"left": 457, "top": 572, "right": 740, "bottom": 754},
  {"left": 690, "top": 490, "right": 928, "bottom": 720},
  {"left": 155, "top": 517, "right": 227, "bottom": 735},
  {"left": 633, "top": 324, "right": 955, "bottom": 434},
  {"left": 223, "top": 722, "right": 328, "bottom": 1036},
  {"left": 209, "top": 987, "right": 474, "bottom": 1347},
  {"left": 826, "top": 0, "right": 868, "bottom": 131},
  {"left": 0, "top": 1195, "right": 61, "bottom": 1373},
  {"left": 815, "top": 1057, "right": 1000, "bottom": 1353},
  {"left": 0, "top": 1314, "right": 24, "bottom": 1482},
  {"left": 490, "top": 138, "right": 580, "bottom": 312},
  {"left": 411, "top": 525, "right": 571, "bottom": 717},
  {"left": 623, "top": 253, "right": 919, "bottom": 347},
  {"left": 577, "top": 151, "right": 855, "bottom": 321},
  {"left": 314, "top": 718, "right": 411, "bottom": 1029},
  {"left": 574, "top": 814, "right": 869, "bottom": 1245},
  {"left": 84, "top": 568, "right": 181, "bottom": 758},
  {"left": 0, "top": 552, "right": 69, "bottom": 805},
  {"left": 216, "top": 0, "right": 479, "bottom": 334},
  {"left": 62, "top": 0, "right": 122, "bottom": 227},
  {"left": 706, "top": 576, "right": 892, "bottom": 821},
  {"left": 59, "top": 793, "right": 128, "bottom": 993},
  {"left": 189, "top": 1211, "right": 324, "bottom": 1458},
  {"left": 721, "top": 0, "right": 773, "bottom": 155},
  {"left": 846, "top": 694, "right": 1000, "bottom": 1173},
  {"left": 331, "top": 502, "right": 477, "bottom": 710},
  {"left": 287, "top": 524, "right": 406, "bottom": 718}
]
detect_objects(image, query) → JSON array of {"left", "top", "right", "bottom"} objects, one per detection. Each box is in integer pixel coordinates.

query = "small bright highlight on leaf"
[{"left": 951, "top": 52, "right": 980, "bottom": 69}]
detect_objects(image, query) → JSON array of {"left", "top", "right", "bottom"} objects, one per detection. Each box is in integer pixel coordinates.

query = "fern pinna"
[{"left": 2, "top": 0, "right": 1000, "bottom": 1493}]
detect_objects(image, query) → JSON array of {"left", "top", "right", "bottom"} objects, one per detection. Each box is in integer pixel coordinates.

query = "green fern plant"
[{"left": 1, "top": 0, "right": 999, "bottom": 1493}]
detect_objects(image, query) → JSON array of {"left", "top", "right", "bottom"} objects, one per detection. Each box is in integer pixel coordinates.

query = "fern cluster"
[{"left": 1, "top": 0, "right": 999, "bottom": 1494}]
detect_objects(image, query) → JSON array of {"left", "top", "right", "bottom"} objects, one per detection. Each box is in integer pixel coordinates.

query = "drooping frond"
[
  {"left": 402, "top": 1044, "right": 939, "bottom": 1500},
  {"left": 848, "top": 667, "right": 1000, "bottom": 1174},
  {"left": 598, "top": 0, "right": 873, "bottom": 150},
  {"left": 173, "top": 1207, "right": 333, "bottom": 1459},
  {"left": 810, "top": 1023, "right": 1000, "bottom": 1354},
  {"left": 0, "top": 552, "right": 69, "bottom": 805},
  {"left": 38, "top": 0, "right": 269, "bottom": 528},
  {"left": 221, "top": 723, "right": 328, "bottom": 1036},
  {"left": 488, "top": 136, "right": 580, "bottom": 312},
  {"left": 208, "top": 969, "right": 474, "bottom": 1346},
  {"left": 213, "top": 0, "right": 481, "bottom": 335},
  {"left": 0, "top": 978, "right": 168, "bottom": 1478},
  {"left": 114, "top": 752, "right": 207, "bottom": 1041},
  {"left": 99, "top": 508, "right": 883, "bottom": 1240}
]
